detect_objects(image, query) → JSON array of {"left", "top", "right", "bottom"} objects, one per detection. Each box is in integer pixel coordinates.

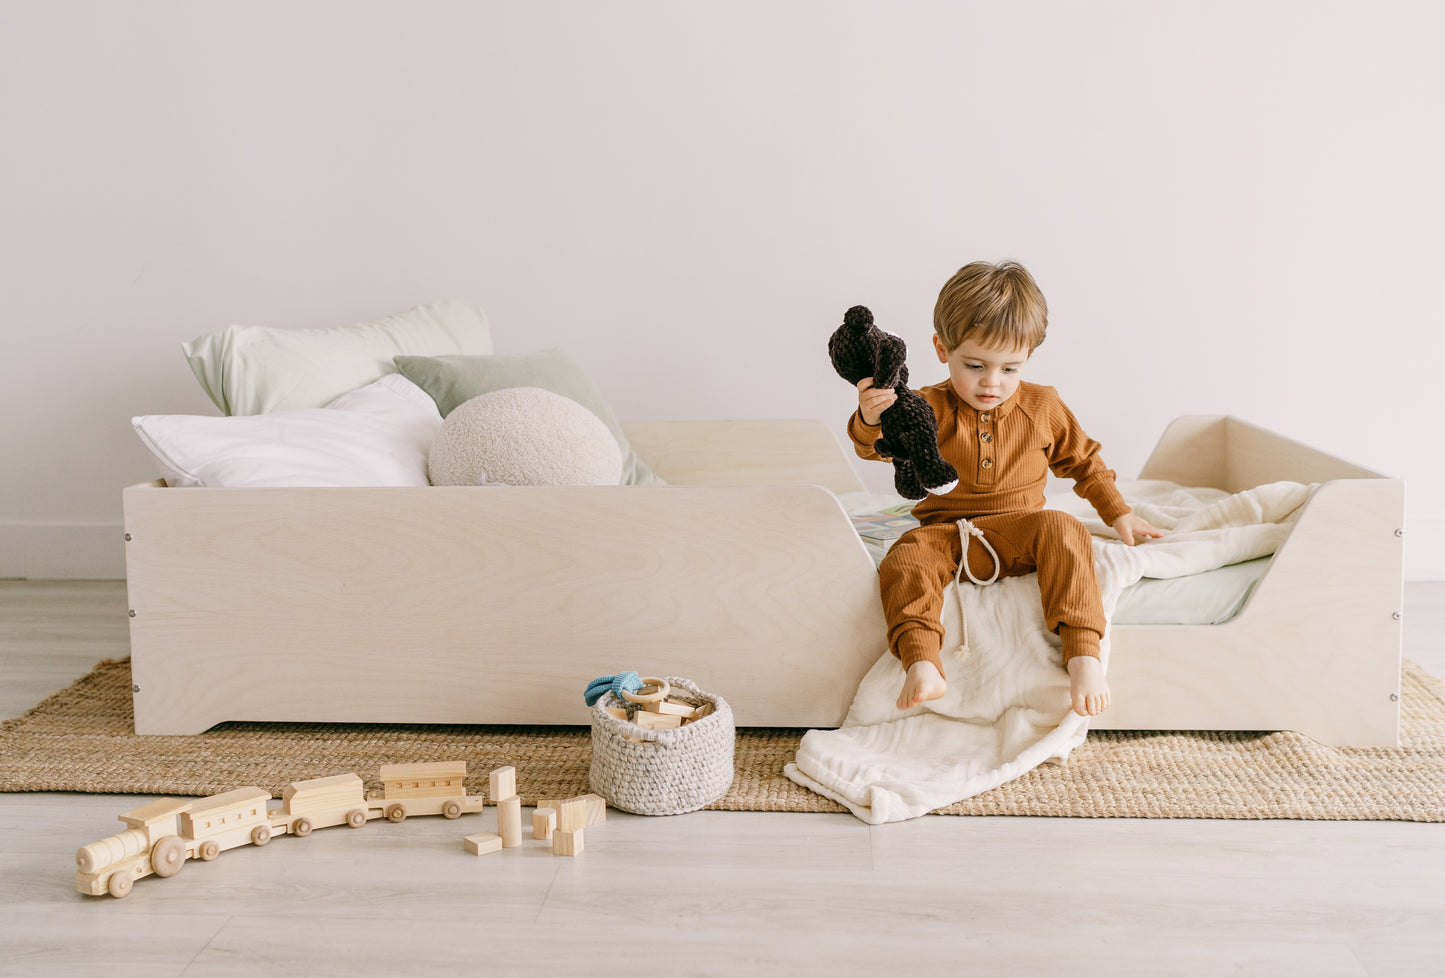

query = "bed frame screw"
[
  {"left": 1395, "top": 528, "right": 1404, "bottom": 537},
  {"left": 128, "top": 609, "right": 136, "bottom": 618},
  {"left": 1391, "top": 692, "right": 1400, "bottom": 701},
  {"left": 123, "top": 533, "right": 132, "bottom": 542},
  {"left": 1392, "top": 611, "right": 1402, "bottom": 621},
  {"left": 132, "top": 685, "right": 140, "bottom": 693}
]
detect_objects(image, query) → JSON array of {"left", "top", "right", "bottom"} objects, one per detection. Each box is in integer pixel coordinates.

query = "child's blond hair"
[{"left": 933, "top": 260, "right": 1048, "bottom": 353}]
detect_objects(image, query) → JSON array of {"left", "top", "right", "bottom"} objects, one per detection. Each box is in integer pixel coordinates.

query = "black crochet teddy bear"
[{"left": 828, "top": 305, "right": 959, "bottom": 500}]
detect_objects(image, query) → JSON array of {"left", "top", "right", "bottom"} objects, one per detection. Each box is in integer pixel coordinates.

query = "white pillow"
[
  {"left": 132, "top": 375, "right": 443, "bottom": 488},
  {"left": 183, "top": 301, "right": 492, "bottom": 416}
]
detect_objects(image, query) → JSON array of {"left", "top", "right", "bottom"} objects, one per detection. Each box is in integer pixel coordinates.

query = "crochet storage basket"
[{"left": 588, "top": 676, "right": 735, "bottom": 816}]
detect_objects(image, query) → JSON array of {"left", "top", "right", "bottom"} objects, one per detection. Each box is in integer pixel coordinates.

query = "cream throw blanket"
[{"left": 784, "top": 480, "right": 1314, "bottom": 824}]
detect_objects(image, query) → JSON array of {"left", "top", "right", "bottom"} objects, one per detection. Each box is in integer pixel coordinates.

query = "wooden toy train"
[{"left": 76, "top": 761, "right": 485, "bottom": 898}]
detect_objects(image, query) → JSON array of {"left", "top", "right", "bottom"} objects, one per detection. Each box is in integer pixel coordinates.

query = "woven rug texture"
[{"left": 3, "top": 657, "right": 1443, "bottom": 820}]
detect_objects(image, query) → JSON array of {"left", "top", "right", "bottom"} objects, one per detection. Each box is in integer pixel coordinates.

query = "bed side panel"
[{"left": 122, "top": 483, "right": 885, "bottom": 733}]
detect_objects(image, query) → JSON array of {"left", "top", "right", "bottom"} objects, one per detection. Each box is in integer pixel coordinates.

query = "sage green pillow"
[{"left": 393, "top": 350, "right": 664, "bottom": 486}]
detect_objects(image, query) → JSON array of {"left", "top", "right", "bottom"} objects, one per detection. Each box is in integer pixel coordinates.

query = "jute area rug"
[{"left": 3, "top": 657, "right": 1444, "bottom": 820}]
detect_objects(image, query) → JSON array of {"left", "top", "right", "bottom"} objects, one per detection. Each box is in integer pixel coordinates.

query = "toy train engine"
[
  {"left": 75, "top": 788, "right": 272, "bottom": 898},
  {"left": 368, "top": 761, "right": 485, "bottom": 821},
  {"left": 76, "top": 798, "right": 191, "bottom": 898}
]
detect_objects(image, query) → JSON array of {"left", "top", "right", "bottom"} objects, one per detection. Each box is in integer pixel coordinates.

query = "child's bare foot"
[
  {"left": 897, "top": 661, "right": 947, "bottom": 710},
  {"left": 1066, "top": 655, "right": 1111, "bottom": 717}
]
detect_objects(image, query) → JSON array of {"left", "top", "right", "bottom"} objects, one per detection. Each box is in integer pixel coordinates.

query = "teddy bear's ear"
[{"left": 844, "top": 305, "right": 873, "bottom": 329}]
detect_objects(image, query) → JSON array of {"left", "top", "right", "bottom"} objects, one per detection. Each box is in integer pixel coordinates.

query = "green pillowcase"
[{"left": 393, "top": 350, "right": 664, "bottom": 486}]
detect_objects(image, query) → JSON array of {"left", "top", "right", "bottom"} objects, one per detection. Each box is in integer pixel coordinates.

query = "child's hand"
[
  {"left": 856, "top": 377, "right": 897, "bottom": 426},
  {"left": 1113, "top": 512, "right": 1165, "bottom": 546}
]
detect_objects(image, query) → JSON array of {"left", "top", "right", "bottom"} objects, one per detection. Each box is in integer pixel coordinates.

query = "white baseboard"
[
  {"left": 3, "top": 516, "right": 1443, "bottom": 582},
  {"left": 0, "top": 521, "right": 126, "bottom": 580}
]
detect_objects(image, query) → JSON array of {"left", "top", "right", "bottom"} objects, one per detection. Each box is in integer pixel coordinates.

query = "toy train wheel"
[
  {"left": 346, "top": 808, "right": 367, "bottom": 828},
  {"left": 150, "top": 836, "right": 186, "bottom": 878},
  {"left": 251, "top": 824, "right": 271, "bottom": 846},
  {"left": 442, "top": 801, "right": 462, "bottom": 819},
  {"left": 293, "top": 819, "right": 312, "bottom": 837},
  {"left": 386, "top": 804, "right": 406, "bottom": 822},
  {"left": 107, "top": 870, "right": 133, "bottom": 898},
  {"left": 198, "top": 840, "right": 220, "bottom": 861}
]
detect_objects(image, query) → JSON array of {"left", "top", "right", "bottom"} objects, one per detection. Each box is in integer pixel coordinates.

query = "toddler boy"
[{"left": 850, "top": 261, "right": 1162, "bottom": 717}]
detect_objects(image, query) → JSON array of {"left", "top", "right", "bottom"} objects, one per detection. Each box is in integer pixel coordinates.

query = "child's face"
[{"left": 934, "top": 335, "right": 1030, "bottom": 412}]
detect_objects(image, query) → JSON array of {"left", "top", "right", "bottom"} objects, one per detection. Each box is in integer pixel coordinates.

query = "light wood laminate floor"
[{"left": 2, "top": 580, "right": 1443, "bottom": 978}]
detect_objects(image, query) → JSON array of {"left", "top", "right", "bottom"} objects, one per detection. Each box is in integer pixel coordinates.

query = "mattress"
[{"left": 840, "top": 492, "right": 1270, "bottom": 627}]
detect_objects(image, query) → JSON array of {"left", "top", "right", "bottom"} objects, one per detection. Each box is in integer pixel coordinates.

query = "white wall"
[{"left": 2, "top": 0, "right": 1441, "bottom": 579}]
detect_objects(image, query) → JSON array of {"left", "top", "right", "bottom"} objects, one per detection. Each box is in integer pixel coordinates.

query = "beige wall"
[{"left": 2, "top": 1, "right": 1441, "bottom": 578}]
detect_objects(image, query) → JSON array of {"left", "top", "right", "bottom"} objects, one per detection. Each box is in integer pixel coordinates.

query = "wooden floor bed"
[{"left": 121, "top": 415, "right": 1403, "bottom": 747}]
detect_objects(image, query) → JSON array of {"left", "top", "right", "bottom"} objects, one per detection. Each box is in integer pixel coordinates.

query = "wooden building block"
[
  {"left": 464, "top": 833, "right": 503, "bottom": 855},
  {"left": 573, "top": 793, "right": 606, "bottom": 825},
  {"left": 541, "top": 794, "right": 607, "bottom": 831},
  {"left": 633, "top": 711, "right": 683, "bottom": 731},
  {"left": 552, "top": 827, "right": 584, "bottom": 856},
  {"left": 497, "top": 796, "right": 523, "bottom": 847},
  {"left": 647, "top": 699, "right": 696, "bottom": 716},
  {"left": 532, "top": 807, "right": 556, "bottom": 840},
  {"left": 488, "top": 766, "right": 517, "bottom": 802},
  {"left": 604, "top": 706, "right": 629, "bottom": 720},
  {"left": 557, "top": 797, "right": 588, "bottom": 832}
]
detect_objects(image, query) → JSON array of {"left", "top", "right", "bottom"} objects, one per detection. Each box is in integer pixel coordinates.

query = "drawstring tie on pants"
[{"left": 951, "top": 518, "right": 1000, "bottom": 656}]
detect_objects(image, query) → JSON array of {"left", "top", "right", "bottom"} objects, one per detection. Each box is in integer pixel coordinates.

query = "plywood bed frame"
[{"left": 122, "top": 415, "right": 1403, "bottom": 747}]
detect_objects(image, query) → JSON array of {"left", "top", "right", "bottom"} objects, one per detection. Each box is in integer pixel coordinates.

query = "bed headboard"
[
  {"left": 621, "top": 420, "right": 867, "bottom": 494},
  {"left": 1138, "top": 416, "right": 1389, "bottom": 492}
]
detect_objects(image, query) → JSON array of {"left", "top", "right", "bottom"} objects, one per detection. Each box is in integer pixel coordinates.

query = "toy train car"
[
  {"left": 76, "top": 761, "right": 485, "bottom": 898},
  {"left": 370, "top": 761, "right": 486, "bottom": 821}
]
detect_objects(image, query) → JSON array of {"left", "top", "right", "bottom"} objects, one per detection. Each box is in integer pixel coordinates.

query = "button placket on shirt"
[{"left": 978, "top": 411, "right": 996, "bottom": 483}]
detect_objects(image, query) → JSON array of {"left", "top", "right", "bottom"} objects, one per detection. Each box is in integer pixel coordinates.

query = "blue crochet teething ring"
[{"left": 583, "top": 671, "right": 669, "bottom": 707}]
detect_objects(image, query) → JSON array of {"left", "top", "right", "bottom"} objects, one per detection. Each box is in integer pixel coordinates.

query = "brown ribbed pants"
[{"left": 879, "top": 509, "right": 1104, "bottom": 677}]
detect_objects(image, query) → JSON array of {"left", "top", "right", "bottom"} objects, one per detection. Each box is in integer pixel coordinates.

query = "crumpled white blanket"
[{"left": 783, "top": 479, "right": 1314, "bottom": 824}]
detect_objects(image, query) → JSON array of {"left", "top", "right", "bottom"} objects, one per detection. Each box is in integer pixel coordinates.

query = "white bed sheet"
[{"left": 839, "top": 490, "right": 1271, "bottom": 627}]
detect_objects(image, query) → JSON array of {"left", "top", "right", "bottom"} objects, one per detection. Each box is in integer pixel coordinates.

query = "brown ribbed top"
[{"left": 848, "top": 380, "right": 1131, "bottom": 527}]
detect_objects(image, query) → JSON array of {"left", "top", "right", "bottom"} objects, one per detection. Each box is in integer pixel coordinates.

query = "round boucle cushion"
[{"left": 427, "top": 386, "right": 623, "bottom": 487}]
